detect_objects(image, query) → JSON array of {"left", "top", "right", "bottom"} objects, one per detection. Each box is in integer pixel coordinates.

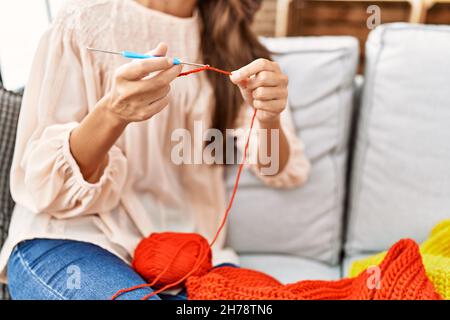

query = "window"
[{"left": 0, "top": 0, "right": 65, "bottom": 90}]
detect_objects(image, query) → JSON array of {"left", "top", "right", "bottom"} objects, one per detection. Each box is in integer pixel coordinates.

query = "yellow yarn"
[{"left": 348, "top": 220, "right": 450, "bottom": 300}]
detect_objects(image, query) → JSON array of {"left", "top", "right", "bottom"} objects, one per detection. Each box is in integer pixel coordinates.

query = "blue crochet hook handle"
[
  {"left": 87, "top": 47, "right": 205, "bottom": 67},
  {"left": 122, "top": 51, "right": 181, "bottom": 65}
]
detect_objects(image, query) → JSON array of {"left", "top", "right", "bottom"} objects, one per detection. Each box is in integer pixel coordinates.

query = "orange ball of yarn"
[{"left": 132, "top": 232, "right": 213, "bottom": 288}]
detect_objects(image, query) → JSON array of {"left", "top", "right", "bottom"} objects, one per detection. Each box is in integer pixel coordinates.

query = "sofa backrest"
[
  {"left": 345, "top": 23, "right": 450, "bottom": 255},
  {"left": 226, "top": 36, "right": 359, "bottom": 265}
]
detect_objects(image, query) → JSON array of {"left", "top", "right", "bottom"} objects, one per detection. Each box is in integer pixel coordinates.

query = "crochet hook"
[{"left": 86, "top": 47, "right": 206, "bottom": 67}]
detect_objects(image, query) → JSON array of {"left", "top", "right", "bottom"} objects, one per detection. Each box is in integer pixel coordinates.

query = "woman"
[{"left": 0, "top": 0, "right": 310, "bottom": 299}]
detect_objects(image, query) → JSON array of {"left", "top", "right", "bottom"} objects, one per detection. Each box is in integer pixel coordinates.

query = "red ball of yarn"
[{"left": 132, "top": 232, "right": 213, "bottom": 288}]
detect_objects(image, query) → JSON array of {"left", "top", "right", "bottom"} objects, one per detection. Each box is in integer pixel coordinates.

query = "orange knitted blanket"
[{"left": 186, "top": 239, "right": 442, "bottom": 300}]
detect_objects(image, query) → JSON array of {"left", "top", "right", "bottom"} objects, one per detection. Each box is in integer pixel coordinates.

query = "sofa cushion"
[
  {"left": 0, "top": 85, "right": 22, "bottom": 299},
  {"left": 346, "top": 23, "right": 450, "bottom": 255},
  {"left": 342, "top": 253, "right": 375, "bottom": 278},
  {"left": 226, "top": 36, "right": 359, "bottom": 265},
  {"left": 239, "top": 254, "right": 341, "bottom": 284}
]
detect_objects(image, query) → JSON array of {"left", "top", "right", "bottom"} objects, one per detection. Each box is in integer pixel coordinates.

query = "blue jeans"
[{"left": 7, "top": 238, "right": 213, "bottom": 300}]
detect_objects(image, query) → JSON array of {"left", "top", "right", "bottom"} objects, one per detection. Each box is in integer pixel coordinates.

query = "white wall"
[
  {"left": 0, "top": 0, "right": 66, "bottom": 90},
  {"left": 47, "top": 0, "right": 66, "bottom": 20}
]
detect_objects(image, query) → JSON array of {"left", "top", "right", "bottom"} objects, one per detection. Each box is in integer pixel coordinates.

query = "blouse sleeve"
[
  {"left": 10, "top": 21, "right": 127, "bottom": 218},
  {"left": 235, "top": 104, "right": 310, "bottom": 189}
]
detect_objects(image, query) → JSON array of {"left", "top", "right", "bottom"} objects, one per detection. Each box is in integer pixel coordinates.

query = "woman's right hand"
[
  {"left": 70, "top": 43, "right": 181, "bottom": 182},
  {"left": 101, "top": 43, "right": 182, "bottom": 124}
]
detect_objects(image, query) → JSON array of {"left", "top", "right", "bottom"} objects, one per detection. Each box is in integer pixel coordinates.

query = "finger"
[
  {"left": 148, "top": 42, "right": 168, "bottom": 57},
  {"left": 133, "top": 64, "right": 182, "bottom": 93},
  {"left": 253, "top": 99, "right": 286, "bottom": 113},
  {"left": 252, "top": 86, "right": 288, "bottom": 101},
  {"left": 235, "top": 78, "right": 250, "bottom": 90},
  {"left": 246, "top": 71, "right": 288, "bottom": 90},
  {"left": 230, "top": 59, "right": 277, "bottom": 83},
  {"left": 135, "top": 95, "right": 170, "bottom": 121},
  {"left": 151, "top": 63, "right": 183, "bottom": 84},
  {"left": 238, "top": 86, "right": 254, "bottom": 104},
  {"left": 135, "top": 85, "right": 171, "bottom": 105},
  {"left": 117, "top": 57, "right": 174, "bottom": 81},
  {"left": 146, "top": 95, "right": 171, "bottom": 118},
  {"left": 256, "top": 110, "right": 280, "bottom": 123}
]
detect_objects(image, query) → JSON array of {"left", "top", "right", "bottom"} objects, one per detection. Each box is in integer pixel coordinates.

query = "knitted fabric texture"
[
  {"left": 349, "top": 220, "right": 450, "bottom": 299},
  {"left": 186, "top": 239, "right": 442, "bottom": 300}
]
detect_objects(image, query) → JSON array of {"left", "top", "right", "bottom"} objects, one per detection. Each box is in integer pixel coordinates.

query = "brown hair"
[{"left": 198, "top": 0, "right": 271, "bottom": 134}]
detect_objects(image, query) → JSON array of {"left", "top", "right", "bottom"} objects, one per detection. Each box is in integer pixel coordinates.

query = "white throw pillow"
[{"left": 346, "top": 23, "right": 450, "bottom": 254}]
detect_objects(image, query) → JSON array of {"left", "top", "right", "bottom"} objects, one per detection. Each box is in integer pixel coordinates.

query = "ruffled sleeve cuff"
[
  {"left": 61, "top": 123, "right": 123, "bottom": 190},
  {"left": 249, "top": 126, "right": 311, "bottom": 189},
  {"left": 23, "top": 122, "right": 128, "bottom": 216}
]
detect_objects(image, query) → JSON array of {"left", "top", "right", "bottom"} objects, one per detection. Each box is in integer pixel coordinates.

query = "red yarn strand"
[
  {"left": 143, "top": 107, "right": 258, "bottom": 296},
  {"left": 179, "top": 64, "right": 259, "bottom": 248},
  {"left": 177, "top": 65, "right": 232, "bottom": 77},
  {"left": 112, "top": 65, "right": 257, "bottom": 300},
  {"left": 209, "top": 108, "right": 257, "bottom": 247}
]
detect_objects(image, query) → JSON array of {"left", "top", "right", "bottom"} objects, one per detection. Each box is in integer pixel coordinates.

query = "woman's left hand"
[{"left": 230, "top": 59, "right": 288, "bottom": 124}]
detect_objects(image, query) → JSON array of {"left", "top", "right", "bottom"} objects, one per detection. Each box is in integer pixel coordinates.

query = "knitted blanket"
[
  {"left": 186, "top": 239, "right": 442, "bottom": 300},
  {"left": 349, "top": 220, "right": 450, "bottom": 299}
]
